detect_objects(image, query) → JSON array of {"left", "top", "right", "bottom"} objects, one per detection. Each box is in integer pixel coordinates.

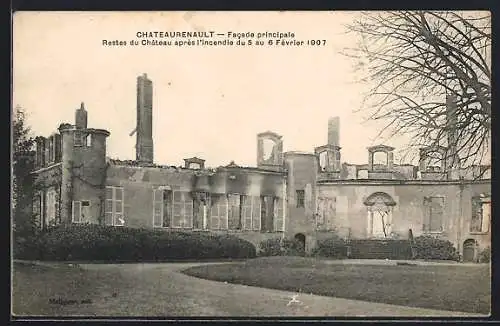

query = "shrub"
[
  {"left": 413, "top": 235, "right": 460, "bottom": 261},
  {"left": 258, "top": 238, "right": 305, "bottom": 257},
  {"left": 312, "top": 236, "right": 347, "bottom": 259},
  {"left": 13, "top": 233, "right": 41, "bottom": 260},
  {"left": 19, "top": 224, "right": 257, "bottom": 262},
  {"left": 13, "top": 213, "right": 41, "bottom": 260},
  {"left": 478, "top": 247, "right": 490, "bottom": 263}
]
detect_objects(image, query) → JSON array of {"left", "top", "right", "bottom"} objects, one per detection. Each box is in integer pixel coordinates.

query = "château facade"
[{"left": 30, "top": 74, "right": 491, "bottom": 262}]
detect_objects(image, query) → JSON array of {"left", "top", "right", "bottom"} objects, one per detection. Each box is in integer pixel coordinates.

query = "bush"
[
  {"left": 478, "top": 247, "right": 490, "bottom": 263},
  {"left": 18, "top": 224, "right": 257, "bottom": 262},
  {"left": 13, "top": 233, "right": 41, "bottom": 260},
  {"left": 13, "top": 214, "right": 41, "bottom": 260},
  {"left": 413, "top": 235, "right": 460, "bottom": 261},
  {"left": 258, "top": 238, "right": 305, "bottom": 257},
  {"left": 312, "top": 236, "right": 347, "bottom": 259}
]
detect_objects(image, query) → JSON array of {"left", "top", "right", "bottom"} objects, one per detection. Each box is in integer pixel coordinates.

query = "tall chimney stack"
[
  {"left": 75, "top": 102, "right": 88, "bottom": 130},
  {"left": 328, "top": 117, "right": 340, "bottom": 146},
  {"left": 136, "top": 73, "right": 154, "bottom": 164}
]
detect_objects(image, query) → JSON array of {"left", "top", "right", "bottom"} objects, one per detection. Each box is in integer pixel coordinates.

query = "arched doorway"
[
  {"left": 294, "top": 233, "right": 306, "bottom": 251},
  {"left": 463, "top": 239, "right": 477, "bottom": 262},
  {"left": 364, "top": 192, "right": 397, "bottom": 238}
]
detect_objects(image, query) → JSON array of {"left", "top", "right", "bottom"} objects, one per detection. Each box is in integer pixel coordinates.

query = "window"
[
  {"left": 373, "top": 151, "right": 388, "bottom": 169},
  {"left": 34, "top": 192, "right": 44, "bottom": 229},
  {"left": 164, "top": 191, "right": 173, "bottom": 227},
  {"left": 48, "top": 136, "right": 55, "bottom": 163},
  {"left": 319, "top": 151, "right": 328, "bottom": 171},
  {"left": 72, "top": 201, "right": 82, "bottom": 223},
  {"left": 74, "top": 131, "right": 83, "bottom": 147},
  {"left": 189, "top": 162, "right": 201, "bottom": 169},
  {"left": 316, "top": 196, "right": 336, "bottom": 230},
  {"left": 228, "top": 194, "right": 242, "bottom": 230},
  {"left": 153, "top": 188, "right": 163, "bottom": 227},
  {"left": 260, "top": 196, "right": 275, "bottom": 232},
  {"left": 238, "top": 195, "right": 262, "bottom": 231},
  {"left": 262, "top": 138, "right": 276, "bottom": 161},
  {"left": 193, "top": 192, "right": 209, "bottom": 230},
  {"left": 172, "top": 191, "right": 193, "bottom": 228},
  {"left": 423, "top": 197, "right": 444, "bottom": 233},
  {"left": 296, "top": 190, "right": 305, "bottom": 208},
  {"left": 364, "top": 193, "right": 395, "bottom": 238},
  {"left": 153, "top": 188, "right": 173, "bottom": 228},
  {"left": 251, "top": 196, "right": 261, "bottom": 231},
  {"left": 424, "top": 151, "right": 444, "bottom": 172},
  {"left": 210, "top": 194, "right": 228, "bottom": 230},
  {"left": 273, "top": 197, "right": 284, "bottom": 232},
  {"left": 183, "top": 192, "right": 194, "bottom": 228},
  {"left": 46, "top": 189, "right": 57, "bottom": 225},
  {"left": 368, "top": 208, "right": 392, "bottom": 238},
  {"left": 54, "top": 134, "right": 62, "bottom": 162},
  {"left": 471, "top": 196, "right": 490, "bottom": 233},
  {"left": 40, "top": 192, "right": 45, "bottom": 228},
  {"left": 72, "top": 200, "right": 91, "bottom": 223},
  {"left": 242, "top": 195, "right": 252, "bottom": 230},
  {"left": 36, "top": 139, "right": 46, "bottom": 167},
  {"left": 105, "top": 186, "right": 124, "bottom": 226},
  {"left": 85, "top": 134, "right": 92, "bottom": 147}
]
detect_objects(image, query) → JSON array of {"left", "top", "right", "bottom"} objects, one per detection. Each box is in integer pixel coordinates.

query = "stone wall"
[
  {"left": 105, "top": 164, "right": 286, "bottom": 230},
  {"left": 283, "top": 152, "right": 319, "bottom": 252},
  {"left": 316, "top": 180, "right": 491, "bottom": 252}
]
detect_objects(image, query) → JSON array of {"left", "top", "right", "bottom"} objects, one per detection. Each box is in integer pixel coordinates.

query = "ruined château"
[{"left": 31, "top": 74, "right": 491, "bottom": 262}]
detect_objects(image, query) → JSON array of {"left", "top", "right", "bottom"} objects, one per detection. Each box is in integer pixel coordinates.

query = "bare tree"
[{"left": 344, "top": 11, "right": 491, "bottom": 172}]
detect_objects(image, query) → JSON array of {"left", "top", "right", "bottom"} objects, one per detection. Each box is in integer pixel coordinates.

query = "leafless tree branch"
[{"left": 343, "top": 11, "right": 491, "bottom": 174}]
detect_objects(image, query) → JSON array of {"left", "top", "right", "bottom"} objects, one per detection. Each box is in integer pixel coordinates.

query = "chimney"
[
  {"left": 328, "top": 117, "right": 340, "bottom": 146},
  {"left": 75, "top": 102, "right": 88, "bottom": 129},
  {"left": 136, "top": 73, "right": 154, "bottom": 164}
]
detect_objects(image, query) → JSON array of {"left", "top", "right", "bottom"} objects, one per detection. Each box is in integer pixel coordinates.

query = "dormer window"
[
  {"left": 184, "top": 157, "right": 205, "bottom": 169},
  {"left": 368, "top": 145, "right": 395, "bottom": 172},
  {"left": 373, "top": 151, "right": 388, "bottom": 171},
  {"left": 189, "top": 162, "right": 201, "bottom": 169},
  {"left": 418, "top": 146, "right": 447, "bottom": 173}
]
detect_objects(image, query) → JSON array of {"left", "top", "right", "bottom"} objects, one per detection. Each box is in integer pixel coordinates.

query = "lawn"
[
  {"left": 12, "top": 260, "right": 252, "bottom": 317},
  {"left": 182, "top": 256, "right": 491, "bottom": 314},
  {"left": 11, "top": 261, "right": 130, "bottom": 317}
]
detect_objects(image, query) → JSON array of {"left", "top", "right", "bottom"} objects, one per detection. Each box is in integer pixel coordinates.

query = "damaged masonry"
[{"left": 31, "top": 73, "right": 490, "bottom": 262}]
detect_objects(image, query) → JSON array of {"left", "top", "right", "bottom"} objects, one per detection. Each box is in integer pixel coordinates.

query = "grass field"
[
  {"left": 182, "top": 257, "right": 491, "bottom": 314},
  {"left": 11, "top": 262, "right": 129, "bottom": 316}
]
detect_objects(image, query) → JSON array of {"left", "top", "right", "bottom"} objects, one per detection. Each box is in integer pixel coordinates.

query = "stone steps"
[{"left": 347, "top": 239, "right": 413, "bottom": 260}]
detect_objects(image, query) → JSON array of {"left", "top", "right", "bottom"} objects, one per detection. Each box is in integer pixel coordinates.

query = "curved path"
[{"left": 47, "top": 262, "right": 481, "bottom": 317}]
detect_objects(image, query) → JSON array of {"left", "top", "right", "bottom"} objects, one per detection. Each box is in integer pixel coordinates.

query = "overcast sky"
[{"left": 13, "top": 11, "right": 415, "bottom": 168}]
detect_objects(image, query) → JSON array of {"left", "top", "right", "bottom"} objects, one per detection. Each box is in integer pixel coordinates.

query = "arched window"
[{"left": 364, "top": 192, "right": 396, "bottom": 238}]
